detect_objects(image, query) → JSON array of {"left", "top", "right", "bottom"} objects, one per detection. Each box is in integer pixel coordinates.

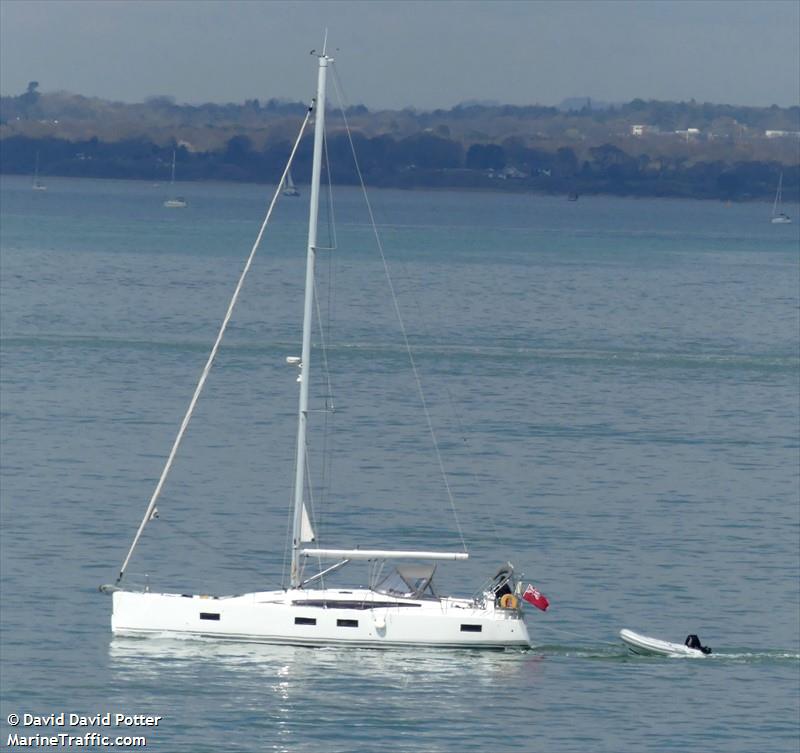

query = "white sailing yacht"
[
  {"left": 282, "top": 168, "right": 300, "bottom": 196},
  {"left": 104, "top": 46, "right": 534, "bottom": 649},
  {"left": 163, "top": 150, "right": 188, "bottom": 208},
  {"left": 771, "top": 172, "right": 791, "bottom": 224},
  {"left": 32, "top": 151, "right": 47, "bottom": 191}
]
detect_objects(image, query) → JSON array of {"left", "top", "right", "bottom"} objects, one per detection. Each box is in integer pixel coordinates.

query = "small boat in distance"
[
  {"left": 282, "top": 168, "right": 300, "bottom": 197},
  {"left": 163, "top": 150, "right": 187, "bottom": 208},
  {"left": 32, "top": 151, "right": 47, "bottom": 191},
  {"left": 771, "top": 172, "right": 791, "bottom": 224}
]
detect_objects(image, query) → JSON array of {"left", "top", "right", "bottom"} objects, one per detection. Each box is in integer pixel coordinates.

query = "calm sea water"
[{"left": 1, "top": 175, "right": 798, "bottom": 752}]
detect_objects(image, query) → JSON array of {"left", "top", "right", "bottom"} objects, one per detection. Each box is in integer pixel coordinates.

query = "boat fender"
[
  {"left": 499, "top": 594, "right": 519, "bottom": 609},
  {"left": 374, "top": 616, "right": 386, "bottom": 630}
]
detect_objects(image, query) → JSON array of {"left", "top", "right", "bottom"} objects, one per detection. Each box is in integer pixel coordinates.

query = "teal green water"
[{"left": 1, "top": 175, "right": 798, "bottom": 752}]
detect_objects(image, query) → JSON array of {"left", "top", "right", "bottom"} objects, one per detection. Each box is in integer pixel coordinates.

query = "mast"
[
  {"left": 290, "top": 47, "right": 330, "bottom": 588},
  {"left": 170, "top": 150, "right": 177, "bottom": 187}
]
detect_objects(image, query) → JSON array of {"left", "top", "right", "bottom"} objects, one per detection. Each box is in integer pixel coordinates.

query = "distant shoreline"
[{"left": 2, "top": 170, "right": 792, "bottom": 205}]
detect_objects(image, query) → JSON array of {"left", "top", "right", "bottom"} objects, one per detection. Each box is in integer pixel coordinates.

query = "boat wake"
[
  {"left": 534, "top": 643, "right": 800, "bottom": 664},
  {"left": 108, "top": 633, "right": 799, "bottom": 669}
]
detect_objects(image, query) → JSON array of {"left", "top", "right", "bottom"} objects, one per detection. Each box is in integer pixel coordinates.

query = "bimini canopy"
[{"left": 375, "top": 565, "right": 437, "bottom": 599}]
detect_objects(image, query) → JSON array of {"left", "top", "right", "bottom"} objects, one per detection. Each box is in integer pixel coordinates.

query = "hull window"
[
  {"left": 199, "top": 612, "right": 220, "bottom": 621},
  {"left": 460, "top": 624, "right": 482, "bottom": 632},
  {"left": 337, "top": 619, "right": 359, "bottom": 628},
  {"left": 295, "top": 617, "right": 316, "bottom": 626}
]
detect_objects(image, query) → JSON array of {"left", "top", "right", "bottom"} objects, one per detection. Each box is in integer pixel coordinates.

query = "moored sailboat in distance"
[
  {"left": 282, "top": 168, "right": 300, "bottom": 196},
  {"left": 771, "top": 172, "right": 791, "bottom": 224},
  {"left": 32, "top": 151, "right": 47, "bottom": 191},
  {"left": 163, "top": 150, "right": 187, "bottom": 208},
  {"left": 104, "top": 43, "right": 539, "bottom": 649}
]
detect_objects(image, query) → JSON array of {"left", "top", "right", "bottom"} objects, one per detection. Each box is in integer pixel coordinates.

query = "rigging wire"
[
  {"left": 303, "top": 442, "right": 327, "bottom": 589},
  {"left": 319, "top": 130, "right": 339, "bottom": 534},
  {"left": 299, "top": 124, "right": 342, "bottom": 568},
  {"left": 309, "top": 133, "right": 339, "bottom": 551},
  {"left": 312, "top": 272, "right": 335, "bottom": 547},
  {"left": 330, "top": 64, "right": 468, "bottom": 553},
  {"left": 312, "top": 269, "right": 337, "bottom": 414},
  {"left": 444, "top": 387, "right": 505, "bottom": 549},
  {"left": 116, "top": 104, "right": 314, "bottom": 584},
  {"left": 385, "top": 256, "right": 505, "bottom": 550},
  {"left": 281, "top": 449, "right": 299, "bottom": 588},
  {"left": 320, "top": 127, "right": 339, "bottom": 252}
]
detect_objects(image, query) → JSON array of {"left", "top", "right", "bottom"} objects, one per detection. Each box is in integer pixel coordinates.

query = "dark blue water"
[{"left": 1, "top": 175, "right": 798, "bottom": 752}]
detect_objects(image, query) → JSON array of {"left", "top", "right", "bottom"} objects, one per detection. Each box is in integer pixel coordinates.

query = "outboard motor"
[{"left": 685, "top": 634, "right": 712, "bottom": 654}]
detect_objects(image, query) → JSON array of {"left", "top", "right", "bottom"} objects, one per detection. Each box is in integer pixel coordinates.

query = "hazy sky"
[{"left": 1, "top": 0, "right": 798, "bottom": 110}]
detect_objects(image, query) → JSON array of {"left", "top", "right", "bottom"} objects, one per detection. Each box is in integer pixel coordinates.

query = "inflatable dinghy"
[{"left": 620, "top": 629, "right": 711, "bottom": 657}]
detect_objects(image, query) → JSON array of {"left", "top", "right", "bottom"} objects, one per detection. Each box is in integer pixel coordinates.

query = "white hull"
[
  {"left": 164, "top": 198, "right": 188, "bottom": 208},
  {"left": 113, "top": 588, "right": 531, "bottom": 649},
  {"left": 771, "top": 215, "right": 791, "bottom": 224},
  {"left": 619, "top": 629, "right": 706, "bottom": 657}
]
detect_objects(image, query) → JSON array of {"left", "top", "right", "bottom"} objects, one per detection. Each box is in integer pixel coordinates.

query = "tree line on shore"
[
  {"left": 1, "top": 84, "right": 798, "bottom": 201},
  {"left": 3, "top": 131, "right": 797, "bottom": 201}
]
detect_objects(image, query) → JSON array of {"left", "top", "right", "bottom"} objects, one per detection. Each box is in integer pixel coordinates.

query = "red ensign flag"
[{"left": 522, "top": 584, "right": 549, "bottom": 611}]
